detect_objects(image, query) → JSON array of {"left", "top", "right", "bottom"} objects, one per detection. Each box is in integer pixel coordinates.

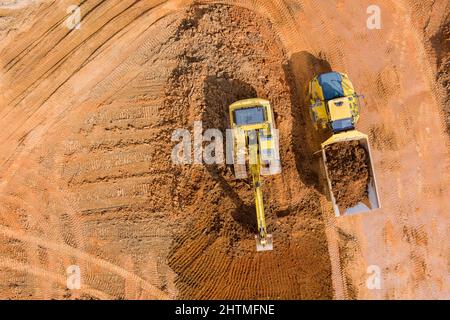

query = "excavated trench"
[{"left": 163, "top": 4, "right": 332, "bottom": 299}]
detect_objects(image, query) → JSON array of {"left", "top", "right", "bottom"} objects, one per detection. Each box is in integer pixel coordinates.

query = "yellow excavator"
[{"left": 229, "top": 98, "right": 281, "bottom": 252}]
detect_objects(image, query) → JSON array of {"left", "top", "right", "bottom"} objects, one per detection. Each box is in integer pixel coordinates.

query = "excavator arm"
[{"left": 248, "top": 130, "right": 273, "bottom": 251}]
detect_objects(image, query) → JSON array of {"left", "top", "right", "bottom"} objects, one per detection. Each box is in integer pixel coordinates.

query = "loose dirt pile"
[{"left": 324, "top": 141, "right": 369, "bottom": 209}]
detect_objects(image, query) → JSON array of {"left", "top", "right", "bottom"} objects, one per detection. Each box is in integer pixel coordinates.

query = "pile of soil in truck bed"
[{"left": 324, "top": 141, "right": 370, "bottom": 209}]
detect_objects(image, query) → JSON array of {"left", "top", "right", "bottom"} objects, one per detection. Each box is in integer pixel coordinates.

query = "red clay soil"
[
  {"left": 324, "top": 141, "right": 369, "bottom": 209},
  {"left": 431, "top": 20, "right": 450, "bottom": 132}
]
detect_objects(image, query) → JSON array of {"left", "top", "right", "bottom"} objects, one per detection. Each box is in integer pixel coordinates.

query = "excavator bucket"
[{"left": 255, "top": 234, "right": 273, "bottom": 252}]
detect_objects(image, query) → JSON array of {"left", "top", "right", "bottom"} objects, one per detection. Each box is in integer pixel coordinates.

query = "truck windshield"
[
  {"left": 331, "top": 118, "right": 354, "bottom": 132},
  {"left": 234, "top": 107, "right": 266, "bottom": 125}
]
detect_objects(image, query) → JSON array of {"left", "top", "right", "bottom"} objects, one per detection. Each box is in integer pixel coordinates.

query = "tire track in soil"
[{"left": 1, "top": 0, "right": 447, "bottom": 300}]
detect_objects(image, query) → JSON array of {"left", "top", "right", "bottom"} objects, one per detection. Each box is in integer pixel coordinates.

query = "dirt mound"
[
  {"left": 163, "top": 4, "right": 332, "bottom": 299},
  {"left": 324, "top": 141, "right": 369, "bottom": 209}
]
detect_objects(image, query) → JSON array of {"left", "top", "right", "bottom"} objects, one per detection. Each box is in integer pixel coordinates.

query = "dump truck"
[
  {"left": 308, "top": 72, "right": 380, "bottom": 216},
  {"left": 229, "top": 98, "right": 281, "bottom": 251}
]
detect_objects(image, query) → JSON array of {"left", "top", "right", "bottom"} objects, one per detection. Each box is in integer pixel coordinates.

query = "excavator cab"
[{"left": 229, "top": 98, "right": 281, "bottom": 251}]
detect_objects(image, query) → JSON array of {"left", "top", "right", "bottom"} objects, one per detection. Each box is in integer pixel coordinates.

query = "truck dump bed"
[{"left": 321, "top": 130, "right": 380, "bottom": 217}]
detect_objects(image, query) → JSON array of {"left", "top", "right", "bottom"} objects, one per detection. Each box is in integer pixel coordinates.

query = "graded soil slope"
[
  {"left": 0, "top": 2, "right": 332, "bottom": 300},
  {"left": 432, "top": 20, "right": 450, "bottom": 130}
]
